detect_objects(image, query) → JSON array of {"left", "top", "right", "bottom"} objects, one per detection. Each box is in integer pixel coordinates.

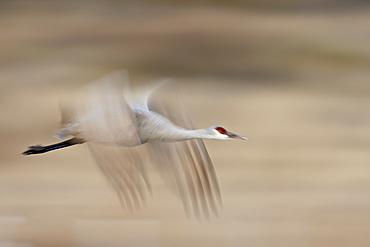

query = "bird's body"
[
  {"left": 132, "top": 108, "right": 231, "bottom": 144},
  {"left": 128, "top": 107, "right": 192, "bottom": 144},
  {"left": 23, "top": 71, "right": 247, "bottom": 217}
]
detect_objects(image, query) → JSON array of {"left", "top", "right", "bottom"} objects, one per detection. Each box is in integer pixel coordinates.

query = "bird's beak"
[{"left": 227, "top": 132, "right": 249, "bottom": 140}]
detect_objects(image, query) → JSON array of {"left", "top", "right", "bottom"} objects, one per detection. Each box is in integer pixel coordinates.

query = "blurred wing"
[
  {"left": 80, "top": 71, "right": 141, "bottom": 146},
  {"left": 128, "top": 79, "right": 170, "bottom": 110},
  {"left": 73, "top": 70, "right": 141, "bottom": 146},
  {"left": 88, "top": 143, "right": 152, "bottom": 211},
  {"left": 146, "top": 81, "right": 222, "bottom": 218},
  {"left": 62, "top": 71, "right": 150, "bottom": 210}
]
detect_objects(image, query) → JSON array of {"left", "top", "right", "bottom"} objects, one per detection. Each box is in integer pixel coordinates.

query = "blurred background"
[{"left": 0, "top": 0, "right": 370, "bottom": 246}]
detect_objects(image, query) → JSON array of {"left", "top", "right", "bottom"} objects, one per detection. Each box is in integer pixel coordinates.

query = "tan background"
[{"left": 0, "top": 1, "right": 370, "bottom": 246}]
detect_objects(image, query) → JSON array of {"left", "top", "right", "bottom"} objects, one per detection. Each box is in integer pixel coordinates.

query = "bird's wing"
[
  {"left": 61, "top": 71, "right": 151, "bottom": 210},
  {"left": 73, "top": 70, "right": 141, "bottom": 146},
  {"left": 145, "top": 81, "right": 223, "bottom": 218},
  {"left": 87, "top": 143, "right": 152, "bottom": 211},
  {"left": 128, "top": 78, "right": 170, "bottom": 110}
]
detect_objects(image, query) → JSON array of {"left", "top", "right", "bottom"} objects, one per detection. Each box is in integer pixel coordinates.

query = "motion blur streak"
[{"left": 1, "top": 1, "right": 370, "bottom": 247}]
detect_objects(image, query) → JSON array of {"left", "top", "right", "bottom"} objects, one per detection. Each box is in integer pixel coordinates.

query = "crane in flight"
[{"left": 22, "top": 71, "right": 247, "bottom": 217}]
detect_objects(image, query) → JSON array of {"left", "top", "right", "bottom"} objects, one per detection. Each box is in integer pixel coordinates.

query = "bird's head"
[{"left": 208, "top": 126, "right": 248, "bottom": 140}]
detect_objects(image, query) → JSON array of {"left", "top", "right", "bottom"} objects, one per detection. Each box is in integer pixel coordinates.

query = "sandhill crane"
[{"left": 22, "top": 71, "right": 247, "bottom": 217}]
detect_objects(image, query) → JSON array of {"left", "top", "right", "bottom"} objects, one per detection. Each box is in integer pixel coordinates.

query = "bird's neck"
[
  {"left": 181, "top": 128, "right": 213, "bottom": 140},
  {"left": 144, "top": 126, "right": 212, "bottom": 143},
  {"left": 158, "top": 128, "right": 214, "bottom": 142}
]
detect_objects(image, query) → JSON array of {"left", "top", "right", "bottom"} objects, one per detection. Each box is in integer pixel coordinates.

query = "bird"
[{"left": 22, "top": 70, "right": 248, "bottom": 217}]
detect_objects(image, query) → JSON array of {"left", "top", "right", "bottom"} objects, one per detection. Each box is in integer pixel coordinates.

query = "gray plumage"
[{"left": 25, "top": 70, "right": 247, "bottom": 218}]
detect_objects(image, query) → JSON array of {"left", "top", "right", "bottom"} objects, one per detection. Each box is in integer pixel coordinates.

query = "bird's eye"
[{"left": 215, "top": 127, "right": 227, "bottom": 135}]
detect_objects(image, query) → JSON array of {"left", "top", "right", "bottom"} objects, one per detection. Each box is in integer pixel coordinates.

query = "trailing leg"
[{"left": 22, "top": 138, "right": 85, "bottom": 155}]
